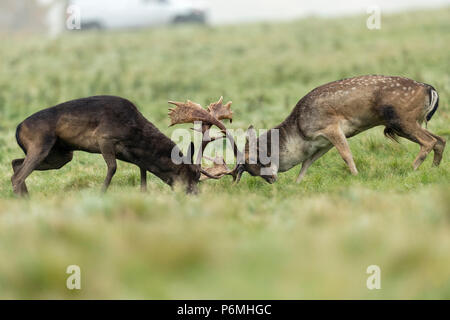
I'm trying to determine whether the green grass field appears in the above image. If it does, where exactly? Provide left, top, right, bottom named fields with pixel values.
left=0, top=8, right=449, bottom=299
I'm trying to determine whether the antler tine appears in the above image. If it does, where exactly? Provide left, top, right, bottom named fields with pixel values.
left=208, top=96, right=233, bottom=122
left=206, top=96, right=223, bottom=110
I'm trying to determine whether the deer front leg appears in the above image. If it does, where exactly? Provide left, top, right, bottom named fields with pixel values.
left=322, top=126, right=358, bottom=175
left=296, top=145, right=332, bottom=183
left=100, top=142, right=117, bottom=193
left=140, top=167, right=147, bottom=192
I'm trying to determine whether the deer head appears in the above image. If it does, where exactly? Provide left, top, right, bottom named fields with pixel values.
left=231, top=125, right=278, bottom=184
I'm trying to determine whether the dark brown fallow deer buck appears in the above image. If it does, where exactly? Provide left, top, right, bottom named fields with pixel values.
left=231, top=75, right=445, bottom=184
left=11, top=96, right=230, bottom=196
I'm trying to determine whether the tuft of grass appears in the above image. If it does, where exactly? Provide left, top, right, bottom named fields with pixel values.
left=0, top=8, right=449, bottom=298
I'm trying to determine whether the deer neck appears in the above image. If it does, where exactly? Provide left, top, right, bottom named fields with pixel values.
left=136, top=124, right=188, bottom=185
left=271, top=116, right=309, bottom=173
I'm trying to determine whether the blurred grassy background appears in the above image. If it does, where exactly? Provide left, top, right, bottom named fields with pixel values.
left=0, top=8, right=449, bottom=299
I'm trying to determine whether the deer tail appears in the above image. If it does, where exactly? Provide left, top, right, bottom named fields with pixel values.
left=426, top=87, right=439, bottom=122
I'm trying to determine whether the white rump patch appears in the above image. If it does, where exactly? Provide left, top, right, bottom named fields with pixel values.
left=428, top=89, right=439, bottom=113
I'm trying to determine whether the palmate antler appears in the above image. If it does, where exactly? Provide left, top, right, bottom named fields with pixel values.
left=168, top=100, right=225, bottom=130
left=207, top=96, right=233, bottom=123
left=168, top=97, right=243, bottom=181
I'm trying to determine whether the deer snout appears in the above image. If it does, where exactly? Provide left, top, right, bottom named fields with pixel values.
left=262, top=175, right=277, bottom=184
left=186, top=183, right=199, bottom=195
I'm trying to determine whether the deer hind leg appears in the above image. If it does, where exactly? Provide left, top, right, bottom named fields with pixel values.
left=99, top=141, right=117, bottom=193
left=11, top=159, right=28, bottom=195
left=11, top=139, right=56, bottom=196
left=12, top=158, right=24, bottom=173
left=396, top=124, right=438, bottom=170
left=12, top=148, right=72, bottom=174
left=296, top=145, right=332, bottom=183
left=12, top=149, right=73, bottom=195
left=321, top=125, right=358, bottom=175
left=427, top=132, right=446, bottom=167
left=140, top=167, right=147, bottom=192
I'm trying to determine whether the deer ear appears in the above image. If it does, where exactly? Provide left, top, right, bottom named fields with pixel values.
left=185, top=142, right=195, bottom=164
left=246, top=125, right=255, bottom=143
left=245, top=125, right=258, bottom=163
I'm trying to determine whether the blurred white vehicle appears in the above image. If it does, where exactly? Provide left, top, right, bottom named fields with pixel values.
left=69, top=0, right=208, bottom=29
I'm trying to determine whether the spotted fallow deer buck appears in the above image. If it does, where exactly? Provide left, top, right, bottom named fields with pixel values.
left=11, top=95, right=229, bottom=196
left=230, top=75, right=445, bottom=184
